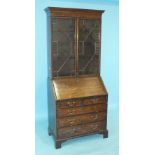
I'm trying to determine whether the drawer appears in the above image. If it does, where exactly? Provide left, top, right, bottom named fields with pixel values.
left=57, top=112, right=106, bottom=128
left=57, top=96, right=107, bottom=109
left=57, top=103, right=107, bottom=117
left=58, top=121, right=105, bottom=139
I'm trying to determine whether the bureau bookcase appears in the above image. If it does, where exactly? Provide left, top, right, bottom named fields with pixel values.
left=45, top=7, right=108, bottom=149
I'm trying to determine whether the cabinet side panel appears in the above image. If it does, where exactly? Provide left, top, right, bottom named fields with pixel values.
left=47, top=78, right=56, bottom=136
left=47, top=15, right=52, bottom=78
left=105, top=94, right=108, bottom=130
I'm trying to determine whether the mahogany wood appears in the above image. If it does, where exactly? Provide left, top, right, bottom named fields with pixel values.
left=53, top=76, right=107, bottom=100
left=45, top=7, right=108, bottom=149
left=57, top=96, right=107, bottom=108
left=57, top=112, right=106, bottom=128
left=45, top=7, right=104, bottom=18
left=57, top=103, right=107, bottom=117
left=58, top=121, right=106, bottom=139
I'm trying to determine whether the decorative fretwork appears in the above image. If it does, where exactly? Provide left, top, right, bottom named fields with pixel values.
left=52, top=18, right=76, bottom=77
left=52, top=18, right=100, bottom=77
left=79, top=19, right=100, bottom=75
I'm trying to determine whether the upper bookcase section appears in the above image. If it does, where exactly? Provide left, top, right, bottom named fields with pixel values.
left=45, top=7, right=105, bottom=78
left=45, top=7, right=104, bottom=19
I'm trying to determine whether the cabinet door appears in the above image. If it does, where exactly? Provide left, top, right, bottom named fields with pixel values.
left=52, top=18, right=76, bottom=77
left=78, top=19, right=101, bottom=75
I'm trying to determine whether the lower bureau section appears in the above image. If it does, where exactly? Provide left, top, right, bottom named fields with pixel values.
left=58, top=121, right=105, bottom=139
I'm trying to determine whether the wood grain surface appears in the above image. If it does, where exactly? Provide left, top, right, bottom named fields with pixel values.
left=53, top=76, right=107, bottom=100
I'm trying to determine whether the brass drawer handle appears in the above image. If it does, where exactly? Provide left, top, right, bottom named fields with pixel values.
left=68, top=109, right=76, bottom=115
left=67, top=102, right=72, bottom=106
left=69, top=120, right=75, bottom=125
left=70, top=121, right=74, bottom=125
left=91, top=114, right=98, bottom=120
left=67, top=101, right=76, bottom=107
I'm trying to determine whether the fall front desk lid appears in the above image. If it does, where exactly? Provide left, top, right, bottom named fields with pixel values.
left=52, top=76, right=107, bottom=100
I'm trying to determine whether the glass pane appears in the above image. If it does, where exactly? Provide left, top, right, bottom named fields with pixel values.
left=79, top=19, right=100, bottom=75
left=52, top=18, right=75, bottom=77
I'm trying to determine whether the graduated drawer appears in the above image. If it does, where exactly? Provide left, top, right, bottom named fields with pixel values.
left=57, top=103, right=107, bottom=117
left=58, top=121, right=105, bottom=139
left=57, top=112, right=106, bottom=128
left=57, top=96, right=107, bottom=109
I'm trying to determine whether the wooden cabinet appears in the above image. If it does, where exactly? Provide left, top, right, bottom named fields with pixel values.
left=45, top=7, right=108, bottom=149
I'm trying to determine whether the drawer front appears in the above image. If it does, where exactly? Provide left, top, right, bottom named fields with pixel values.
left=57, top=103, right=107, bottom=117
left=57, top=96, right=107, bottom=108
left=58, top=121, right=105, bottom=139
left=57, top=112, right=106, bottom=128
